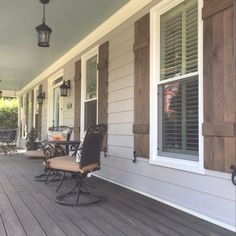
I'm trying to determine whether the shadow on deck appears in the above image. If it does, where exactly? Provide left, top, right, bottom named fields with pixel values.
left=0, top=154, right=234, bottom=236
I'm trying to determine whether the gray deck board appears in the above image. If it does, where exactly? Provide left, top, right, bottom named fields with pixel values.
left=0, top=154, right=234, bottom=236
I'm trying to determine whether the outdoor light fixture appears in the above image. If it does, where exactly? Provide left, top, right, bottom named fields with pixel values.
left=59, top=80, right=71, bottom=97
left=0, top=80, right=2, bottom=98
left=35, top=0, right=52, bottom=47
left=37, top=92, right=45, bottom=105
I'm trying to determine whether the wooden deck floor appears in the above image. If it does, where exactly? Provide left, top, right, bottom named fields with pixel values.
left=0, top=154, right=234, bottom=236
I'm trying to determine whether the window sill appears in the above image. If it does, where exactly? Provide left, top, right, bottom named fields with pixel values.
left=149, top=156, right=205, bottom=175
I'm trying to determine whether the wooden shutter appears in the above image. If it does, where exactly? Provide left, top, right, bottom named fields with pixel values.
left=74, top=59, right=81, bottom=140
left=202, top=0, right=236, bottom=172
left=98, top=41, right=109, bottom=151
left=133, top=14, right=150, bottom=158
left=37, top=84, right=43, bottom=140
left=19, top=95, right=23, bottom=138
left=25, top=93, right=29, bottom=132
left=30, top=90, right=34, bottom=129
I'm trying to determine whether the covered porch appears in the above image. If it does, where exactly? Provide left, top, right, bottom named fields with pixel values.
left=0, top=0, right=236, bottom=234
left=0, top=153, right=234, bottom=236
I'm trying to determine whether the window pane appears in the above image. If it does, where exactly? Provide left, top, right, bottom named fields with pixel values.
left=86, top=55, right=97, bottom=100
left=84, top=100, right=97, bottom=131
left=159, top=76, right=198, bottom=159
left=160, top=0, right=198, bottom=80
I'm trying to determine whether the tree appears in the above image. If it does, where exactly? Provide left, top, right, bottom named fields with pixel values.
left=0, top=97, right=18, bottom=128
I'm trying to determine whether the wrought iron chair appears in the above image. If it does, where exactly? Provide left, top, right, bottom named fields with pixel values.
left=26, top=126, right=73, bottom=181
left=45, top=124, right=107, bottom=206
left=0, top=128, right=17, bottom=155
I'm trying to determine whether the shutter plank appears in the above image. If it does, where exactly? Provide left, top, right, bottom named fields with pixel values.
left=212, top=12, right=224, bottom=122
left=74, top=59, right=81, bottom=140
left=133, top=14, right=150, bottom=158
left=224, top=137, right=235, bottom=172
left=98, top=41, right=109, bottom=151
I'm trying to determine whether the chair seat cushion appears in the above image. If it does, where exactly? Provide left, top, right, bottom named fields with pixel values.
left=24, top=150, right=45, bottom=158
left=45, top=156, right=99, bottom=174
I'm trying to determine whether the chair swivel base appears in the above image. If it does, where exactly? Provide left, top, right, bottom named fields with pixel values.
left=55, top=182, right=104, bottom=206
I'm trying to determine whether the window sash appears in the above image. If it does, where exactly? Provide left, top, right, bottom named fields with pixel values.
left=84, top=100, right=97, bottom=131
left=158, top=76, right=199, bottom=161
left=86, top=55, right=97, bottom=100
left=53, top=86, right=60, bottom=127
left=83, top=51, right=98, bottom=132
left=160, top=0, right=198, bottom=81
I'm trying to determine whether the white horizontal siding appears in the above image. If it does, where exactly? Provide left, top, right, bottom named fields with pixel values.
left=109, top=87, right=133, bottom=103
left=109, top=62, right=134, bottom=81
left=109, top=51, right=134, bottom=71
left=109, top=25, right=134, bottom=50
left=108, top=146, right=134, bottom=159
left=108, top=111, right=133, bottom=123
left=109, top=37, right=134, bottom=61
left=108, top=123, right=132, bottom=135
left=109, top=74, right=134, bottom=92
left=108, top=135, right=133, bottom=148
left=108, top=99, right=134, bottom=113
left=98, top=156, right=236, bottom=228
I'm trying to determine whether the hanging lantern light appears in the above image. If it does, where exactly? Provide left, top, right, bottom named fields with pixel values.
left=35, top=0, right=52, bottom=47
left=59, top=80, right=71, bottom=97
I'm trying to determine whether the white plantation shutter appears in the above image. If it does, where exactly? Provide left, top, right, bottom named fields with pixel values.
left=158, top=0, right=199, bottom=161
left=84, top=100, right=97, bottom=131
left=160, top=0, right=198, bottom=80
left=86, top=55, right=97, bottom=100
left=159, top=76, right=198, bottom=160
left=84, top=54, right=97, bottom=132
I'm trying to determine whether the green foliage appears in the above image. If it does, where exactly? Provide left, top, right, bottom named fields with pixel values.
left=0, top=97, right=18, bottom=128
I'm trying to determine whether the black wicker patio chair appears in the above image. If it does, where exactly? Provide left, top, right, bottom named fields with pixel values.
left=45, top=124, right=107, bottom=206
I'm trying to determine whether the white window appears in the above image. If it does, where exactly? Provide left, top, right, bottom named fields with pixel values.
left=48, top=72, right=64, bottom=128
left=21, top=94, right=26, bottom=138
left=33, top=86, right=39, bottom=128
left=81, top=47, right=98, bottom=134
left=150, top=0, right=203, bottom=173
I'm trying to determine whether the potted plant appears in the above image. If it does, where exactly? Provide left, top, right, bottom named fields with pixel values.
left=25, top=127, right=39, bottom=150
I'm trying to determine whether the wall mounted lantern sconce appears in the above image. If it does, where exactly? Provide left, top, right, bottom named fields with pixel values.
left=35, top=0, right=52, bottom=47
left=0, top=80, right=2, bottom=98
left=37, top=92, right=45, bottom=105
left=59, top=80, right=71, bottom=97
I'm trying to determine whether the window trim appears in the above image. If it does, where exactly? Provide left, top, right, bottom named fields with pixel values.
left=33, top=85, right=39, bottom=128
left=81, top=46, right=99, bottom=137
left=47, top=70, right=64, bottom=128
left=150, top=0, right=204, bottom=174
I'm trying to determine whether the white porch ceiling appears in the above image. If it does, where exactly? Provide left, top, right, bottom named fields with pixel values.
left=0, top=0, right=129, bottom=91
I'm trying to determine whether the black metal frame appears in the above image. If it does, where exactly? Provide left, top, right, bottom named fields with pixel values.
left=0, top=128, right=17, bottom=155
left=47, top=124, right=107, bottom=206
left=33, top=126, right=73, bottom=181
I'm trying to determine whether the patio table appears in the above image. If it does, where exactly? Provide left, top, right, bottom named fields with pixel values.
left=44, top=140, right=80, bottom=156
